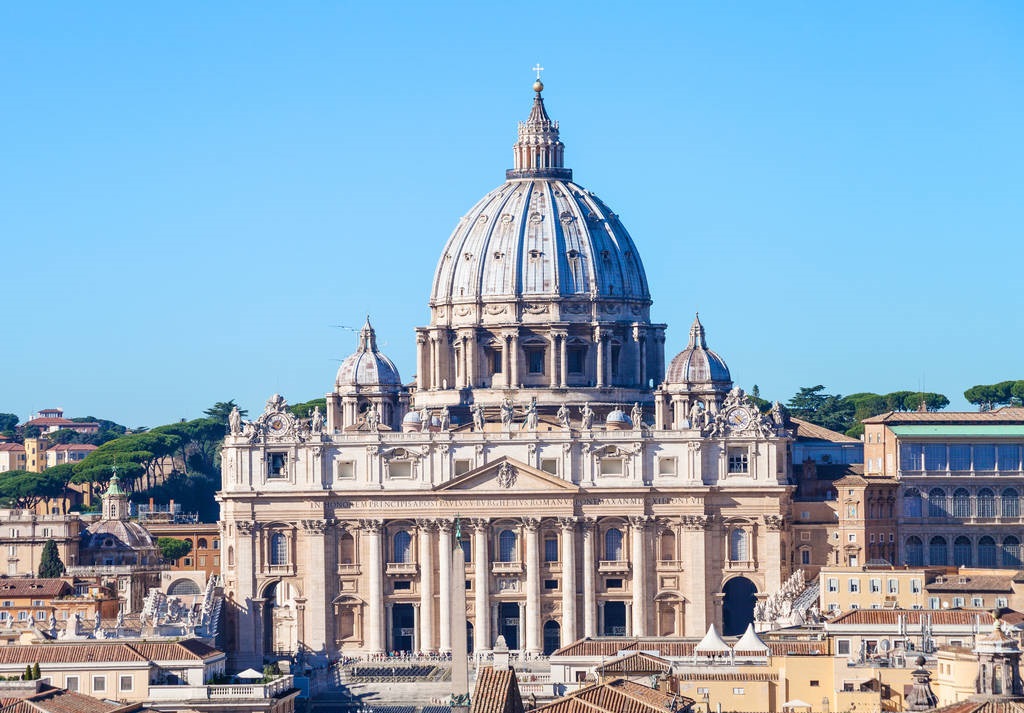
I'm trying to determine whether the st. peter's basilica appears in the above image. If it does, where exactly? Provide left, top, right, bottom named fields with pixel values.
left=218, top=77, right=794, bottom=667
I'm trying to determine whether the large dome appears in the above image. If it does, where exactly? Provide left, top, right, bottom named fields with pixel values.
left=429, top=84, right=650, bottom=320
left=430, top=179, right=650, bottom=306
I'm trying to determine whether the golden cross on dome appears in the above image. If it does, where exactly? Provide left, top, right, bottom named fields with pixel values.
left=532, top=63, right=544, bottom=80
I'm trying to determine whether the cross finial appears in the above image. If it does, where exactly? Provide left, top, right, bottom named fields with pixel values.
left=532, top=63, right=544, bottom=80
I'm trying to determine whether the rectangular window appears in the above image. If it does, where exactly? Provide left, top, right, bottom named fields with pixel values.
left=567, top=347, right=585, bottom=374
left=389, top=461, right=412, bottom=478
left=972, top=597, right=984, bottom=607
left=911, top=579, right=922, bottom=593
left=953, top=597, right=965, bottom=608
left=975, top=445, right=996, bottom=471
left=544, top=579, right=558, bottom=590
left=540, top=459, right=558, bottom=475
left=599, top=458, right=624, bottom=476
left=336, top=461, right=355, bottom=479
left=928, top=597, right=940, bottom=609
left=801, top=550, right=810, bottom=565
left=870, top=579, right=881, bottom=593
left=491, top=349, right=503, bottom=374
left=849, top=533, right=856, bottom=542
left=544, top=538, right=558, bottom=563
left=119, top=675, right=133, bottom=692
left=393, top=580, right=411, bottom=591
left=998, top=597, right=1009, bottom=608
left=801, top=511, right=810, bottom=521
left=267, top=452, right=287, bottom=478
left=657, top=458, right=677, bottom=476
left=460, top=540, right=472, bottom=563
left=810, top=680, right=820, bottom=687
left=827, top=578, right=839, bottom=593
left=65, top=677, right=79, bottom=692
left=697, top=688, right=709, bottom=695
left=528, top=349, right=545, bottom=374
left=800, top=531, right=811, bottom=541
left=888, top=579, right=898, bottom=594
left=92, top=676, right=106, bottom=693
left=900, top=444, right=924, bottom=471
left=454, top=459, right=471, bottom=476
left=733, top=688, right=745, bottom=695
left=924, top=445, right=946, bottom=471
left=849, top=578, right=860, bottom=593
left=949, top=445, right=971, bottom=471
left=728, top=448, right=749, bottom=474
left=999, top=445, right=1021, bottom=472
left=606, top=578, right=623, bottom=589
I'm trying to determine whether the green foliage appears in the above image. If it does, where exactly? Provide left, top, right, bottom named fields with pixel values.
left=787, top=386, right=857, bottom=434
left=31, top=664, right=39, bottom=680
left=0, top=414, right=18, bottom=432
left=964, top=380, right=1024, bottom=411
left=72, top=430, right=182, bottom=492
left=38, top=540, right=65, bottom=578
left=157, top=537, right=193, bottom=562
left=150, top=418, right=224, bottom=477
left=131, top=471, right=220, bottom=522
left=288, top=398, right=327, bottom=418
left=0, top=468, right=69, bottom=509
left=747, top=385, right=771, bottom=413
left=22, top=665, right=31, bottom=681
left=204, top=401, right=248, bottom=423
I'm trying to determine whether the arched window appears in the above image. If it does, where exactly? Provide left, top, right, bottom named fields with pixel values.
left=393, top=531, right=412, bottom=563
left=498, top=530, right=518, bottom=563
left=730, top=529, right=749, bottom=562
left=953, top=536, right=972, bottom=567
left=905, top=536, right=924, bottom=566
left=270, top=533, right=288, bottom=565
left=979, top=536, right=997, bottom=567
left=952, top=489, right=971, bottom=518
left=604, top=529, right=623, bottom=560
left=928, top=488, right=948, bottom=519
left=903, top=489, right=923, bottom=518
left=1003, top=536, right=1021, bottom=567
left=929, top=536, right=948, bottom=566
left=660, top=530, right=676, bottom=561
left=227, top=546, right=235, bottom=567
left=978, top=489, right=996, bottom=518
left=1002, top=489, right=1020, bottom=519
left=339, top=531, right=355, bottom=565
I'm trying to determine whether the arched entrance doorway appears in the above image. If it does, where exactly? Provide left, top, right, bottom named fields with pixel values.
left=391, top=603, right=415, bottom=652
left=498, top=602, right=520, bottom=650
left=543, top=621, right=560, bottom=655
left=603, top=602, right=627, bottom=636
left=722, top=577, right=757, bottom=636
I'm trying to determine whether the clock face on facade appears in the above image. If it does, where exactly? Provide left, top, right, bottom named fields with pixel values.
left=267, top=417, right=288, bottom=436
left=727, top=408, right=751, bottom=429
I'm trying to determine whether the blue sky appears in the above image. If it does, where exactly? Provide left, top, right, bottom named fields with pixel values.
left=2, top=2, right=1021, bottom=427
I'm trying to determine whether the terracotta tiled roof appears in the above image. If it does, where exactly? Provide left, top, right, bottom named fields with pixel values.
left=470, top=665, right=524, bottom=713
left=862, top=407, right=1024, bottom=425
left=927, top=575, right=1014, bottom=593
left=790, top=418, right=860, bottom=443
left=0, top=445, right=25, bottom=453
left=22, top=419, right=78, bottom=428
left=534, top=679, right=689, bottom=713
left=0, top=686, right=133, bottom=713
left=0, top=639, right=221, bottom=666
left=828, top=609, right=996, bottom=627
left=0, top=580, right=70, bottom=599
left=930, top=700, right=1024, bottom=713
left=676, top=672, right=777, bottom=681
left=596, top=652, right=671, bottom=675
left=130, top=640, right=222, bottom=661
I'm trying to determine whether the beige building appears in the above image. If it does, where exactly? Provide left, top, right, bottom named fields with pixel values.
left=0, top=443, right=26, bottom=473
left=219, top=80, right=795, bottom=668
left=0, top=508, right=84, bottom=576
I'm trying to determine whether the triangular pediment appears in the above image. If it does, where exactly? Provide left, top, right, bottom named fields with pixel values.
left=434, top=456, right=578, bottom=493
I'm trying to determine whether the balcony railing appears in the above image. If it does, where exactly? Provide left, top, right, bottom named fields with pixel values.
left=492, top=561, right=523, bottom=574
left=726, top=559, right=755, bottom=572
left=386, top=562, right=418, bottom=575
left=337, top=563, right=361, bottom=575
left=147, top=675, right=294, bottom=701
left=598, top=560, right=630, bottom=574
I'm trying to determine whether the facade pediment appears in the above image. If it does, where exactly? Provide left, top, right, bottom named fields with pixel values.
left=433, top=456, right=578, bottom=493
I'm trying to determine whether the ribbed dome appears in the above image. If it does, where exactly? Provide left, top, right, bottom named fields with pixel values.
left=431, top=180, right=650, bottom=306
left=336, top=317, right=402, bottom=390
left=665, top=314, right=731, bottom=384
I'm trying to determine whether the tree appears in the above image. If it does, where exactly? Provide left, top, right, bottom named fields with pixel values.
left=157, top=537, right=192, bottom=563
left=787, top=385, right=856, bottom=434
left=902, top=392, right=950, bottom=412
left=0, top=468, right=69, bottom=510
left=0, top=414, right=18, bottom=432
left=747, top=386, right=771, bottom=413
left=964, top=381, right=1019, bottom=411
left=204, top=401, right=248, bottom=423
left=31, top=664, right=39, bottom=681
left=38, top=540, right=65, bottom=578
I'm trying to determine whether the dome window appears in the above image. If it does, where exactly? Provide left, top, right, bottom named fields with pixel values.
left=528, top=249, right=542, bottom=260
left=493, top=251, right=503, bottom=260
left=566, top=249, right=579, bottom=259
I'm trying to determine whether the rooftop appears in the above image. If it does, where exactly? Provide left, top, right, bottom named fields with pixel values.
left=862, top=407, right=1024, bottom=425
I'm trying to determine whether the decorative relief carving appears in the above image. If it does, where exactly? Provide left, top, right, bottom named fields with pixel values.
left=627, top=515, right=653, bottom=529
left=301, top=519, right=330, bottom=535
left=483, top=304, right=509, bottom=315
left=236, top=520, right=256, bottom=536
left=521, top=517, right=541, bottom=531
left=523, top=303, right=550, bottom=315
left=415, top=518, right=438, bottom=531
left=357, top=519, right=384, bottom=534
left=763, top=514, right=785, bottom=531
left=557, top=516, right=577, bottom=531
left=497, top=462, right=517, bottom=489
left=680, top=514, right=711, bottom=531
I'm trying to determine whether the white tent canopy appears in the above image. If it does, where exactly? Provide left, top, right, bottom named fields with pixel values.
left=694, top=624, right=731, bottom=653
left=235, top=668, right=263, bottom=679
left=734, top=623, right=770, bottom=653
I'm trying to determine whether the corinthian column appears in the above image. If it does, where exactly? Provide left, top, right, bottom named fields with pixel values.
left=629, top=516, right=650, bottom=637
left=559, top=517, right=577, bottom=645
left=360, top=519, right=385, bottom=653
left=524, top=518, right=541, bottom=655
left=301, top=519, right=331, bottom=656
left=595, top=329, right=605, bottom=388
left=472, top=519, right=491, bottom=652
left=417, top=519, right=436, bottom=652
left=581, top=518, right=597, bottom=637
left=438, top=520, right=453, bottom=654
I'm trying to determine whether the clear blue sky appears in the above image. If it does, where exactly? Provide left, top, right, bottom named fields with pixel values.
left=2, top=2, right=1021, bottom=427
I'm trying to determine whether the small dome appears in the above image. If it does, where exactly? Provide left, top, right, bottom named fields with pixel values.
left=606, top=409, right=631, bottom=425
left=665, top=314, right=731, bottom=384
left=336, top=317, right=402, bottom=390
left=403, top=411, right=422, bottom=424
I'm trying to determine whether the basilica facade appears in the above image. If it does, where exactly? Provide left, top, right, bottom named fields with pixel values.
left=218, top=79, right=795, bottom=667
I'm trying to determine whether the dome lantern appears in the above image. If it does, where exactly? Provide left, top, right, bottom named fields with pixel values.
left=507, top=78, right=571, bottom=181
